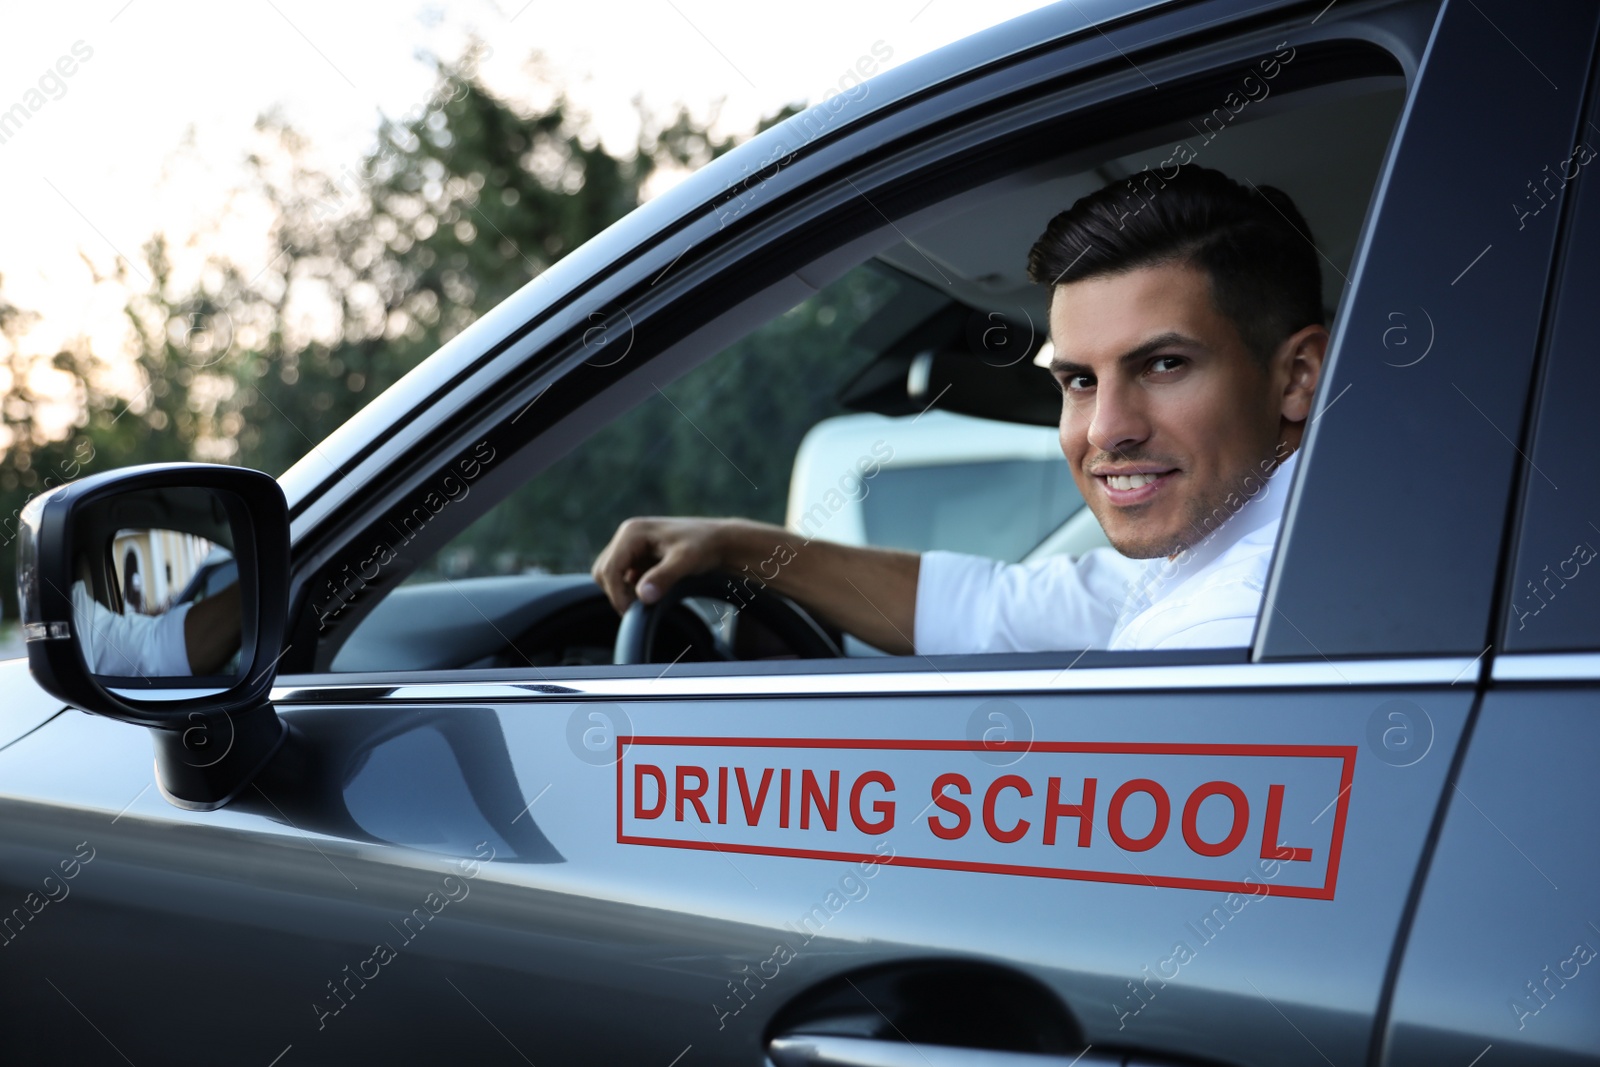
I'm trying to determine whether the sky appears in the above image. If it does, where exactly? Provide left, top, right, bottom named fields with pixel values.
left=0, top=0, right=1062, bottom=378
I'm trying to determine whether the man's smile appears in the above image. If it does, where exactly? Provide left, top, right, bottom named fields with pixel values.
left=1090, top=467, right=1178, bottom=505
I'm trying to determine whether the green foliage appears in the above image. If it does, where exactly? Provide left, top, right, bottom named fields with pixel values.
left=217, top=57, right=742, bottom=477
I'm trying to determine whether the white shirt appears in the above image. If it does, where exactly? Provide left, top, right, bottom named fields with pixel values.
left=72, top=581, right=194, bottom=676
left=914, top=451, right=1297, bottom=653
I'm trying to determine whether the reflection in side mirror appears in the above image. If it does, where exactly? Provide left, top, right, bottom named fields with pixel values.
left=72, top=492, right=244, bottom=685
left=236, top=706, right=564, bottom=865
left=18, top=463, right=290, bottom=810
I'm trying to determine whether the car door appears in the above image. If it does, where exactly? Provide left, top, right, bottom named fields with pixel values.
left=2, top=2, right=1595, bottom=1066
left=1380, top=45, right=1600, bottom=1065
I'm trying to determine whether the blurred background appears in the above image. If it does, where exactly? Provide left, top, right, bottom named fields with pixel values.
left=0, top=0, right=1058, bottom=643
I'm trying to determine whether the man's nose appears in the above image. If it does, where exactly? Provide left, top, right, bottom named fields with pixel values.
left=1086, top=380, right=1151, bottom=455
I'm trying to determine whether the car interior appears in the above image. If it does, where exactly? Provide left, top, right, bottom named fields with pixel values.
left=325, top=74, right=1407, bottom=674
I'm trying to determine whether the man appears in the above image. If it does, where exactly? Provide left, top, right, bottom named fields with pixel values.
left=591, top=165, right=1328, bottom=654
left=73, top=561, right=242, bottom=676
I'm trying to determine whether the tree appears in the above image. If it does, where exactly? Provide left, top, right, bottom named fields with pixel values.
left=205, top=53, right=743, bottom=478
left=0, top=50, right=752, bottom=618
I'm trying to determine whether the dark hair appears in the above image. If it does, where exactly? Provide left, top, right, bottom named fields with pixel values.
left=1027, top=164, right=1323, bottom=364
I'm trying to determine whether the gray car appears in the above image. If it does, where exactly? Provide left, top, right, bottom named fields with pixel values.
left=4, top=0, right=1599, bottom=1064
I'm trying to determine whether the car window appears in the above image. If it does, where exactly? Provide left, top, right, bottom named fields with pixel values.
left=330, top=71, right=1408, bottom=673
left=407, top=262, right=984, bottom=583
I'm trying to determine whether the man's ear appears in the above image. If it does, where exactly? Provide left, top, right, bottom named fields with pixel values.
left=1275, top=324, right=1329, bottom=424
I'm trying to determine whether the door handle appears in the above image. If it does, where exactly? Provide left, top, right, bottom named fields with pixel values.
left=768, top=1034, right=1125, bottom=1067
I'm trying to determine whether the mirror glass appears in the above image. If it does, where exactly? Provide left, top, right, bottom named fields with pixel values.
left=73, top=488, right=244, bottom=687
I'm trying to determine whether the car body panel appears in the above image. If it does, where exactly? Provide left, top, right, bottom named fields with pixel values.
left=0, top=675, right=1472, bottom=1065
left=1500, top=44, right=1600, bottom=656
left=1381, top=683, right=1600, bottom=1065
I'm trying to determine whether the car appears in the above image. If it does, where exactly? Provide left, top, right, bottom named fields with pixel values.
left=784, top=409, right=1105, bottom=568
left=4, top=0, right=1600, bottom=1064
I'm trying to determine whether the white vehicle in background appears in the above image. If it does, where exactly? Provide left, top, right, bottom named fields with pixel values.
left=784, top=409, right=1110, bottom=565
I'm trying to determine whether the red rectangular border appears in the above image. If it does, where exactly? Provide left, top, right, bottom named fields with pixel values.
left=616, top=736, right=1357, bottom=900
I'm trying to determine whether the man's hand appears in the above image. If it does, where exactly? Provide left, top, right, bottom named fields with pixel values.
left=591, top=517, right=735, bottom=615
left=591, top=516, right=922, bottom=655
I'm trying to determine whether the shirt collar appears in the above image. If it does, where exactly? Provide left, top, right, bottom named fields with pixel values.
left=1110, top=448, right=1299, bottom=623
left=1178, top=447, right=1299, bottom=565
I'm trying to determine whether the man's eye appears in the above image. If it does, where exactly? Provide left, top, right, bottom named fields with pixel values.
left=1063, top=374, right=1094, bottom=392
left=1150, top=356, right=1186, bottom=374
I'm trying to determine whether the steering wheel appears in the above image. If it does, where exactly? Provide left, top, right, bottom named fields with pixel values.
left=613, top=572, right=843, bottom=664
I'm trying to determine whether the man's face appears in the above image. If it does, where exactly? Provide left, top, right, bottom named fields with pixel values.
left=1048, top=261, right=1289, bottom=560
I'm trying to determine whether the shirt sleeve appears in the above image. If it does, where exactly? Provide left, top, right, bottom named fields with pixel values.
left=72, top=581, right=194, bottom=676
left=913, top=549, right=1139, bottom=655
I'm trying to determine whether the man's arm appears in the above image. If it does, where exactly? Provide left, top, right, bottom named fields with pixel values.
left=183, top=581, right=242, bottom=674
left=591, top=518, right=920, bottom=655
left=72, top=580, right=193, bottom=676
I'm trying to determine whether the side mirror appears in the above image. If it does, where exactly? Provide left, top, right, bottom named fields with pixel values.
left=17, top=462, right=291, bottom=810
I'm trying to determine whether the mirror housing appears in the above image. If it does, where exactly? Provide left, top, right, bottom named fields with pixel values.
left=18, top=463, right=291, bottom=810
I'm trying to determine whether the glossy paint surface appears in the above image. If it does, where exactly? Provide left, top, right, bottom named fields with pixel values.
left=0, top=676, right=1470, bottom=1065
